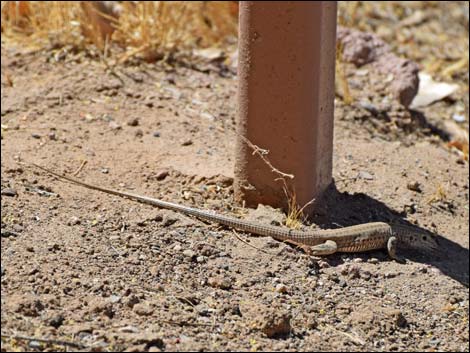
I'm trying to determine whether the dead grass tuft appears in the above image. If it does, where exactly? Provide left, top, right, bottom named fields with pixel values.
left=1, top=1, right=238, bottom=60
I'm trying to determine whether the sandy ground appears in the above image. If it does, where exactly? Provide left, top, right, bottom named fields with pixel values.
left=1, top=6, right=469, bottom=352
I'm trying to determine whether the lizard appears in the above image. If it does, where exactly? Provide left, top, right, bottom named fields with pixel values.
left=31, top=163, right=440, bottom=260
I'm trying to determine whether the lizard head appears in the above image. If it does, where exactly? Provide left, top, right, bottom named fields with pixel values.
left=393, top=224, right=440, bottom=254
left=413, top=232, right=440, bottom=254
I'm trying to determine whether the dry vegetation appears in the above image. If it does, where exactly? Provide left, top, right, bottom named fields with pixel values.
left=1, top=1, right=238, bottom=62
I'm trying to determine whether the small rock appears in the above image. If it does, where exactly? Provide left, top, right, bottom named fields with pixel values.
left=275, top=284, right=288, bottom=294
left=349, top=265, right=361, bottom=279
left=181, top=139, right=193, bottom=146
left=135, top=129, right=144, bottom=138
left=156, top=170, right=169, bottom=181
left=28, top=341, right=42, bottom=349
left=407, top=181, right=422, bottom=193
left=153, top=131, right=161, bottom=138
left=384, top=271, right=398, bottom=279
left=452, top=113, right=466, bottom=123
left=386, top=309, right=407, bottom=328
left=182, top=249, right=196, bottom=258
left=368, top=258, right=379, bottom=264
left=449, top=295, right=463, bottom=304
left=31, top=133, right=41, bottom=139
left=48, top=314, right=65, bottom=328
left=162, top=216, right=177, bottom=227
left=48, top=132, right=57, bottom=140
left=418, top=266, right=428, bottom=273
left=1, top=230, right=20, bottom=238
left=1, top=188, right=17, bottom=197
left=196, top=256, right=206, bottom=263
left=361, top=270, right=372, bottom=281
left=109, top=295, right=121, bottom=303
left=240, top=301, right=292, bottom=338
left=173, top=244, right=182, bottom=252
left=207, top=276, right=232, bottom=290
left=353, top=258, right=363, bottom=263
left=119, top=325, right=140, bottom=333
left=339, top=264, right=350, bottom=276
left=109, top=121, right=121, bottom=130
left=125, top=295, right=140, bottom=308
left=133, top=303, right=154, bottom=316
left=127, top=118, right=139, bottom=126
left=357, top=171, right=374, bottom=180
left=67, top=216, right=81, bottom=226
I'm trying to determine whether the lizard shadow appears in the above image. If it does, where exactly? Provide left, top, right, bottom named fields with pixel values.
left=309, top=183, right=469, bottom=287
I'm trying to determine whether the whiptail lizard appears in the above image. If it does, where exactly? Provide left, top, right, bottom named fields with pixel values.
left=32, top=164, right=439, bottom=260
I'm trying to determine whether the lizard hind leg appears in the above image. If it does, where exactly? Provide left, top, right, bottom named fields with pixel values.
left=309, top=240, right=338, bottom=256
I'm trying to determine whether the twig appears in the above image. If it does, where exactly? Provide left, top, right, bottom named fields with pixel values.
left=231, top=229, right=275, bottom=255
left=239, top=135, right=294, bottom=180
left=1, top=333, right=87, bottom=349
left=73, top=160, right=87, bottom=176
left=324, top=324, right=366, bottom=346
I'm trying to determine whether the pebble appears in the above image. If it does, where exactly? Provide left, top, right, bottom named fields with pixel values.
left=339, top=265, right=350, bottom=276
left=387, top=309, right=407, bottom=328
left=156, top=170, right=169, bottom=181
left=407, top=181, right=422, bottom=192
left=349, top=265, right=361, bottom=279
left=1, top=188, right=17, bottom=197
left=181, top=139, right=193, bottom=146
left=28, top=341, right=42, bottom=349
left=430, top=267, right=443, bottom=275
left=452, top=113, right=465, bottom=123
left=127, top=118, right=139, bottom=126
left=275, top=284, right=288, bottom=294
left=368, top=258, right=379, bottom=264
left=133, top=303, right=154, bottom=316
left=31, top=133, right=41, bottom=139
left=449, top=295, right=463, bottom=304
left=182, top=249, right=196, bottom=258
left=48, top=314, right=65, bottom=328
left=119, top=325, right=140, bottom=333
left=153, top=131, right=161, bottom=137
left=361, top=270, right=372, bottom=281
left=135, top=129, right=144, bottom=138
left=109, top=121, right=121, bottom=130
left=67, top=216, right=81, bottom=226
left=208, top=276, right=232, bottom=290
left=357, top=170, right=375, bottom=180
left=109, top=295, right=121, bottom=303
left=418, top=266, right=428, bottom=273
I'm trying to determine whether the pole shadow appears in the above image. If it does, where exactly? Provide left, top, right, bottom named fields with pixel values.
left=310, top=183, right=469, bottom=287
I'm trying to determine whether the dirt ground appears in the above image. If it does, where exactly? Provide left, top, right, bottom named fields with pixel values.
left=1, top=5, right=469, bottom=353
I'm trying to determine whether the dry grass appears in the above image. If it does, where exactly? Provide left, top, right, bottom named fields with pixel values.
left=1, top=1, right=238, bottom=60
left=283, top=186, right=314, bottom=230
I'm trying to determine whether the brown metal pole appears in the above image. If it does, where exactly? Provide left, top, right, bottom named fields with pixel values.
left=235, top=1, right=337, bottom=214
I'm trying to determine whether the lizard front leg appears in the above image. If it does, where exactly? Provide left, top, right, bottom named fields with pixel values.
left=309, top=240, right=338, bottom=256
left=387, top=236, right=405, bottom=263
